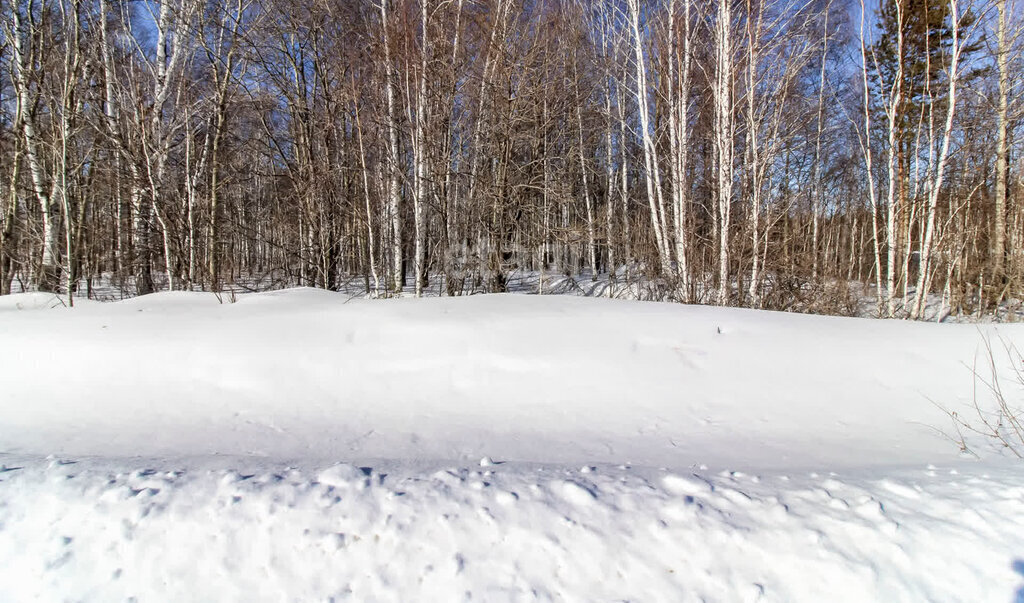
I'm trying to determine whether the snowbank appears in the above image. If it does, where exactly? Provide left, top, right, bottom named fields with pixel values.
left=2, top=289, right=1023, bottom=600
left=0, top=289, right=1017, bottom=468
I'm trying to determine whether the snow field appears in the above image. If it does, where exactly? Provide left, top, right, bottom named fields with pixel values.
left=2, top=289, right=1024, bottom=600
left=0, top=289, right=1013, bottom=467
left=1, top=457, right=1022, bottom=601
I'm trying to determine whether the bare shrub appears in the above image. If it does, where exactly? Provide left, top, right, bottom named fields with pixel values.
left=938, top=334, right=1024, bottom=459
left=759, top=276, right=860, bottom=317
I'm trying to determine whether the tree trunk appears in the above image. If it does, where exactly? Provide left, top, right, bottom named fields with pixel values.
left=413, top=0, right=429, bottom=297
left=628, top=0, right=671, bottom=277
left=9, top=6, right=60, bottom=292
left=910, top=0, right=962, bottom=319
left=993, top=0, right=1009, bottom=281
left=713, top=0, right=734, bottom=305
left=380, top=0, right=404, bottom=293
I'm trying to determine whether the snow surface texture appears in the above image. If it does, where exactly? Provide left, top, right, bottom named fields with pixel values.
left=2, top=290, right=1024, bottom=601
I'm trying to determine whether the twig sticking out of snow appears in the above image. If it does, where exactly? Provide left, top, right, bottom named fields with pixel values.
left=934, top=333, right=1024, bottom=459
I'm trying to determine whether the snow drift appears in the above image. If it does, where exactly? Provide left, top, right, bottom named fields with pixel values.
left=1, top=290, right=1023, bottom=600
left=1, top=288, right=1015, bottom=467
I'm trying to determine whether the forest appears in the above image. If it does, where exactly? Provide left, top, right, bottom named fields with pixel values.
left=0, top=0, right=1021, bottom=318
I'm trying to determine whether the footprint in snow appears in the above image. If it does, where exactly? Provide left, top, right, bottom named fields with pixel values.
left=557, top=480, right=597, bottom=506
left=662, top=474, right=710, bottom=497
left=494, top=490, right=518, bottom=506
left=878, top=479, right=922, bottom=500
left=317, top=464, right=369, bottom=490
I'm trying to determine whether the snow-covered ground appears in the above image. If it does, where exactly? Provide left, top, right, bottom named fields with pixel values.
left=15, top=267, right=1007, bottom=322
left=1, top=289, right=1023, bottom=600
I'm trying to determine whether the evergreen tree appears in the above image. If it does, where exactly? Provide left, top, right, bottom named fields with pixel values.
left=872, top=0, right=983, bottom=139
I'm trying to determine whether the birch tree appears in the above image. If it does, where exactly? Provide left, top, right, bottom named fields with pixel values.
left=627, top=0, right=671, bottom=276
left=909, top=0, right=967, bottom=318
left=667, top=0, right=694, bottom=297
left=0, top=0, right=1018, bottom=321
left=5, top=0, right=61, bottom=291
left=858, top=0, right=886, bottom=316
left=713, top=0, right=736, bottom=305
left=412, top=0, right=430, bottom=296
left=379, top=0, right=403, bottom=292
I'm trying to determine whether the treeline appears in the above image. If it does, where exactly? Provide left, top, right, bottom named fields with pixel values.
left=0, top=0, right=1020, bottom=317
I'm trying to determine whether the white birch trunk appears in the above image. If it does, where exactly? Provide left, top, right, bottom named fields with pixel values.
left=442, top=0, right=465, bottom=294
left=668, top=0, right=693, bottom=297
left=910, top=0, right=962, bottom=319
left=380, top=0, right=403, bottom=293
left=627, top=0, right=671, bottom=276
left=713, top=0, right=735, bottom=305
left=858, top=0, right=885, bottom=316
left=882, top=3, right=905, bottom=317
left=744, top=0, right=762, bottom=306
left=58, top=0, right=85, bottom=304
left=993, top=0, right=1009, bottom=279
left=8, top=5, right=60, bottom=291
left=810, top=3, right=831, bottom=282
left=353, top=80, right=380, bottom=295
left=573, top=55, right=598, bottom=281
left=618, top=65, right=631, bottom=281
left=412, top=0, right=429, bottom=297
left=604, top=21, right=617, bottom=295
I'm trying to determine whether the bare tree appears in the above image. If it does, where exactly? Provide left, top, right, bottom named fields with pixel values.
left=627, top=0, right=672, bottom=277
left=5, top=0, right=61, bottom=291
left=713, top=0, right=736, bottom=305
left=0, top=0, right=1018, bottom=323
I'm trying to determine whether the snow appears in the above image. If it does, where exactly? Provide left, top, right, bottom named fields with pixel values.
left=1, top=289, right=1023, bottom=600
